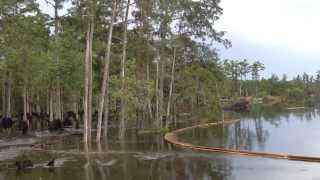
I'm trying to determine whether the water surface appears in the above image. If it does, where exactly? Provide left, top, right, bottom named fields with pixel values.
left=1, top=106, right=320, bottom=180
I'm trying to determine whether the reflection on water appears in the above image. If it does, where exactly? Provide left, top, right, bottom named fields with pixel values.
left=179, top=107, right=320, bottom=157
left=1, top=106, right=320, bottom=179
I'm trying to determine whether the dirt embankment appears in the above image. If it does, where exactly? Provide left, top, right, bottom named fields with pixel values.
left=222, top=96, right=252, bottom=112
left=263, top=95, right=282, bottom=105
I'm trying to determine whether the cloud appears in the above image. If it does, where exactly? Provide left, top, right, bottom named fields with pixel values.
left=216, top=0, right=320, bottom=55
left=218, top=34, right=320, bottom=79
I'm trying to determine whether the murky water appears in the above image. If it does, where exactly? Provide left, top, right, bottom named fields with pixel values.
left=1, top=106, right=320, bottom=180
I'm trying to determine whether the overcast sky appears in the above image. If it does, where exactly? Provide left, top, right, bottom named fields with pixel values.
left=215, top=0, right=320, bottom=78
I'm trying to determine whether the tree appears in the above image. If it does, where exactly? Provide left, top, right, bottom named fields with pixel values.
left=251, top=61, right=265, bottom=96
left=96, top=0, right=117, bottom=141
left=118, top=0, right=130, bottom=139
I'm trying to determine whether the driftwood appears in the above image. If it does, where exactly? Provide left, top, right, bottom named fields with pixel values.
left=287, top=107, right=305, bottom=110
left=165, top=119, right=320, bottom=163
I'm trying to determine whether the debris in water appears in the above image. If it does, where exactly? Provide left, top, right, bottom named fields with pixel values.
left=47, top=158, right=55, bottom=167
left=134, top=153, right=171, bottom=161
left=31, top=144, right=50, bottom=150
left=95, top=159, right=118, bottom=166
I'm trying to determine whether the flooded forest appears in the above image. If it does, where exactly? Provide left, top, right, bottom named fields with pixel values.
left=1, top=0, right=320, bottom=179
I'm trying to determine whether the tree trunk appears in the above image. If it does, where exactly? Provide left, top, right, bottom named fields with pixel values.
left=83, top=0, right=96, bottom=142
left=191, top=97, right=194, bottom=113
left=49, top=88, right=54, bottom=122
left=73, top=95, right=79, bottom=121
left=2, top=73, right=6, bottom=117
left=119, top=0, right=130, bottom=140
left=46, top=89, right=49, bottom=114
left=6, top=72, right=12, bottom=118
left=57, top=86, right=62, bottom=120
left=166, top=47, right=176, bottom=128
left=23, top=83, right=28, bottom=126
left=157, top=6, right=169, bottom=130
left=155, top=61, right=160, bottom=129
left=26, top=88, right=30, bottom=114
left=83, top=25, right=91, bottom=143
left=36, top=91, right=41, bottom=114
left=159, top=61, right=164, bottom=128
left=255, top=81, right=258, bottom=97
left=88, top=15, right=94, bottom=141
left=96, top=0, right=117, bottom=141
left=54, top=86, right=61, bottom=120
left=103, top=93, right=109, bottom=137
left=54, top=0, right=62, bottom=121
left=146, top=63, right=153, bottom=119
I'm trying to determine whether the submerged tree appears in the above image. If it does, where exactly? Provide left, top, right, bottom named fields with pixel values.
left=0, top=0, right=237, bottom=142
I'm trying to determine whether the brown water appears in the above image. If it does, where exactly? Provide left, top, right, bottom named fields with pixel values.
left=1, top=106, right=320, bottom=180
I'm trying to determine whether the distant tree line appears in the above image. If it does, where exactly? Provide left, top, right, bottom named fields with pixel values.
left=222, top=58, right=319, bottom=105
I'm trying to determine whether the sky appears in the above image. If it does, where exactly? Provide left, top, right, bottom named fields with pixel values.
left=37, top=0, right=320, bottom=78
left=215, top=0, right=320, bottom=78
left=38, top=0, right=70, bottom=16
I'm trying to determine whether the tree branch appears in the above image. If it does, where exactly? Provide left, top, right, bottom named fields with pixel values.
left=44, top=0, right=55, bottom=8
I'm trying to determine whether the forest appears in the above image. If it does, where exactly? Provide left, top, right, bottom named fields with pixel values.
left=0, top=0, right=319, bottom=143
left=2, top=1, right=320, bottom=179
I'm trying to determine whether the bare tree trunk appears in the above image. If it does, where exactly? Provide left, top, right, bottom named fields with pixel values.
left=2, top=74, right=6, bottom=116
left=73, top=95, right=78, bottom=121
left=49, top=88, right=54, bottom=122
left=255, top=81, right=258, bottom=97
left=56, top=85, right=62, bottom=120
left=102, top=93, right=109, bottom=137
left=155, top=61, right=160, bottom=129
left=83, top=0, right=96, bottom=142
left=191, top=97, right=194, bottom=113
left=119, top=0, right=130, bottom=140
left=157, top=6, right=169, bottom=130
left=6, top=72, right=11, bottom=118
left=26, top=89, right=30, bottom=114
left=46, top=89, right=49, bottom=114
left=96, top=0, right=117, bottom=141
left=57, top=87, right=62, bottom=119
left=146, top=63, right=153, bottom=119
left=159, top=61, right=164, bottom=128
left=54, top=0, right=62, bottom=121
left=166, top=48, right=176, bottom=128
left=36, top=91, right=41, bottom=114
left=88, top=16, right=94, bottom=141
left=23, top=83, right=28, bottom=126
left=83, top=25, right=91, bottom=143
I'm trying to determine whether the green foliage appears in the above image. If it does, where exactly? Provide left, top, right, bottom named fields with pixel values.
left=0, top=0, right=234, bottom=130
left=287, top=87, right=304, bottom=102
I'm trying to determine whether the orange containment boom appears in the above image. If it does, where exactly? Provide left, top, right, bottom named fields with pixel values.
left=164, top=119, right=320, bottom=163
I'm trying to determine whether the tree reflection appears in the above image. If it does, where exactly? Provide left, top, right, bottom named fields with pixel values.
left=83, top=141, right=93, bottom=180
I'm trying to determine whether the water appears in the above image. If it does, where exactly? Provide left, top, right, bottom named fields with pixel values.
left=1, top=106, right=320, bottom=180
left=179, top=107, right=320, bottom=156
